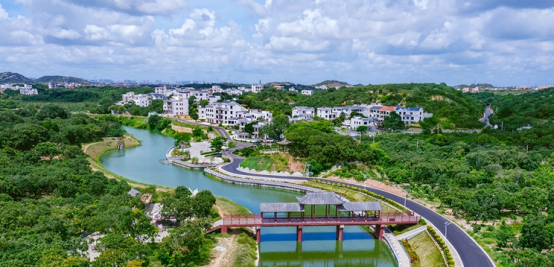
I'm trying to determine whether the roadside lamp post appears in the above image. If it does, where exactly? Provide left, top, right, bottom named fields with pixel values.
left=404, top=189, right=408, bottom=207
left=306, top=163, right=311, bottom=178
left=444, top=221, right=451, bottom=238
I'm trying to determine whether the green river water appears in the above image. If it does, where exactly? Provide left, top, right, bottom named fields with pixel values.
left=100, top=127, right=397, bottom=267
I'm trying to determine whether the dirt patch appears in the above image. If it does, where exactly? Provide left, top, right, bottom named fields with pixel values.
left=203, top=236, right=239, bottom=267
left=324, top=176, right=406, bottom=197
left=431, top=95, right=451, bottom=103
left=172, top=125, right=193, bottom=133
left=284, top=154, right=305, bottom=173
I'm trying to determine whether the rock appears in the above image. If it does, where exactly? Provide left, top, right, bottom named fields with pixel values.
left=214, top=246, right=227, bottom=251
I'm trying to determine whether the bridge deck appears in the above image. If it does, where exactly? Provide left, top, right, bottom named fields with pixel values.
left=209, top=212, right=420, bottom=232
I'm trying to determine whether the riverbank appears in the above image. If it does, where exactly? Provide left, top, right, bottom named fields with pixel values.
left=82, top=133, right=175, bottom=192
left=207, top=197, right=258, bottom=267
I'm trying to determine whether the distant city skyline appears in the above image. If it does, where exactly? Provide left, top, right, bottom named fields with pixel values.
left=1, top=1, right=553, bottom=86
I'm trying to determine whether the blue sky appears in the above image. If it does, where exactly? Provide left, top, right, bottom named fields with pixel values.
left=1, top=0, right=553, bottom=86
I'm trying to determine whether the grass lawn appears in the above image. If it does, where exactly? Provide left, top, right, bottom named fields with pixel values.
left=215, top=197, right=251, bottom=215
left=240, top=154, right=290, bottom=172
left=408, top=231, right=446, bottom=267
left=304, top=181, right=399, bottom=212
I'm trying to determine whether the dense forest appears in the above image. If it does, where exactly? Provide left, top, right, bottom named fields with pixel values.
left=474, top=88, right=554, bottom=130
left=0, top=102, right=217, bottom=266
left=238, top=83, right=485, bottom=129
left=1, top=85, right=159, bottom=115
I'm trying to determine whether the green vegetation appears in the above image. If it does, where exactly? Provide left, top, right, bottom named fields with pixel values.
left=285, top=120, right=384, bottom=174
left=400, top=239, right=421, bottom=267
left=0, top=102, right=222, bottom=266
left=233, top=233, right=258, bottom=267
left=476, top=88, right=554, bottom=130
left=408, top=231, right=447, bottom=267
left=239, top=154, right=291, bottom=172
left=427, top=226, right=455, bottom=267
left=238, top=83, right=485, bottom=128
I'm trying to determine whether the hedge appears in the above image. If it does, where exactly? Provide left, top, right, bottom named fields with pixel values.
left=427, top=226, right=455, bottom=267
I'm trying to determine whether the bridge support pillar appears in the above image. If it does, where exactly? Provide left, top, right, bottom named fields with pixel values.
left=376, top=224, right=384, bottom=240
left=256, top=226, right=261, bottom=243
left=336, top=225, right=344, bottom=241
left=296, top=226, right=303, bottom=242
left=221, top=226, right=227, bottom=234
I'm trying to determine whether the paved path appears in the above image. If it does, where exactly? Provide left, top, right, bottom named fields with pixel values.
left=383, top=232, right=411, bottom=267
left=396, top=226, right=428, bottom=240
left=172, top=119, right=494, bottom=267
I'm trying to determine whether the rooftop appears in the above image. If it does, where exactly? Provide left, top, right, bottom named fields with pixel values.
left=340, top=202, right=382, bottom=211
left=296, top=192, right=345, bottom=205
left=259, top=203, right=305, bottom=213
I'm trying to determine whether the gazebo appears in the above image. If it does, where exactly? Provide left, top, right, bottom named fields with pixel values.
left=277, top=139, right=291, bottom=152
left=297, top=192, right=345, bottom=221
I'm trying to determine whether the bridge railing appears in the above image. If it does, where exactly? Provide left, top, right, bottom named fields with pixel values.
left=220, top=212, right=419, bottom=225
left=222, top=213, right=263, bottom=225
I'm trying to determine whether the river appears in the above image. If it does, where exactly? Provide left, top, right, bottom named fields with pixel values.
left=100, top=127, right=397, bottom=267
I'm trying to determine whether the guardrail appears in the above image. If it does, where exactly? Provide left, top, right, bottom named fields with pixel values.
left=383, top=227, right=411, bottom=267
left=205, top=169, right=322, bottom=193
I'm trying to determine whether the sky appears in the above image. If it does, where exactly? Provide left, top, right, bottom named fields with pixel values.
left=1, top=0, right=553, bottom=86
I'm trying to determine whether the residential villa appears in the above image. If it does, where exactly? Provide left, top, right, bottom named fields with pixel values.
left=301, top=90, right=313, bottom=96
left=292, top=106, right=315, bottom=119
left=163, top=95, right=189, bottom=116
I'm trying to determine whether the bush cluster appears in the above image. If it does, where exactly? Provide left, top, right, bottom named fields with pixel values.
left=427, top=226, right=455, bottom=267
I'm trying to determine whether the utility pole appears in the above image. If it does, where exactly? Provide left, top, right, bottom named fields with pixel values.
left=417, top=138, right=419, bottom=150
left=404, top=189, right=408, bottom=207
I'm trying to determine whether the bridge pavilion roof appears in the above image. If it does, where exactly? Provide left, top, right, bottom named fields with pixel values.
left=296, top=192, right=345, bottom=205
left=340, top=202, right=382, bottom=211
left=259, top=203, right=304, bottom=213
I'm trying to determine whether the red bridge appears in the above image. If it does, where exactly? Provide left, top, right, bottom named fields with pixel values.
left=208, top=192, right=420, bottom=243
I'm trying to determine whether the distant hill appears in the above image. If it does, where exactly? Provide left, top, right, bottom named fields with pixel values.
left=35, top=76, right=89, bottom=84
left=313, top=80, right=350, bottom=88
left=0, top=72, right=34, bottom=84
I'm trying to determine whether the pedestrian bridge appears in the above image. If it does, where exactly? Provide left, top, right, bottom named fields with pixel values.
left=208, top=192, right=420, bottom=242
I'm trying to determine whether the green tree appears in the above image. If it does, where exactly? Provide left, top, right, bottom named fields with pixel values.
left=243, top=122, right=255, bottom=136
left=193, top=190, right=216, bottom=218
left=33, top=142, right=61, bottom=160
left=519, top=214, right=554, bottom=250
left=36, top=105, right=69, bottom=121
left=210, top=136, right=227, bottom=152
left=382, top=111, right=405, bottom=130
left=260, top=115, right=290, bottom=140
left=356, top=126, right=368, bottom=132
left=148, top=114, right=162, bottom=130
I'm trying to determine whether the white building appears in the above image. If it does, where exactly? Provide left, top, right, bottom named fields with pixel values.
left=210, top=85, right=223, bottom=94
left=134, top=94, right=151, bottom=107
left=344, top=116, right=378, bottom=129
left=395, top=107, right=433, bottom=125
left=315, top=85, right=328, bottom=90
left=316, top=107, right=336, bottom=120
left=208, top=95, right=221, bottom=104
left=292, top=106, right=315, bottom=119
left=301, top=90, right=313, bottom=96
left=163, top=96, right=189, bottom=116
left=224, top=88, right=243, bottom=95
left=251, top=84, right=264, bottom=93
left=192, top=90, right=210, bottom=101
left=20, top=85, right=38, bottom=95
left=198, top=101, right=249, bottom=125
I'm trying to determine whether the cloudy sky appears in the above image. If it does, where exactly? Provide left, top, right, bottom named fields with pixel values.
left=1, top=0, right=553, bottom=86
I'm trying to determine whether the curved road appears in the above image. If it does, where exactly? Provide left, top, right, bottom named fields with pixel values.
left=172, top=118, right=495, bottom=267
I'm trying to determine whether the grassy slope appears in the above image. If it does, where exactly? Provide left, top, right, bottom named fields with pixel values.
left=408, top=231, right=447, bottom=267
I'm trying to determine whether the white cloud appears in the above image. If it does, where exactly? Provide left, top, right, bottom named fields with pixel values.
left=0, top=4, right=9, bottom=19
left=1, top=0, right=554, bottom=86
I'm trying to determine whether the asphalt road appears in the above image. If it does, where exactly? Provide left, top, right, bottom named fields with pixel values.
left=222, top=159, right=494, bottom=267
left=174, top=118, right=494, bottom=267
